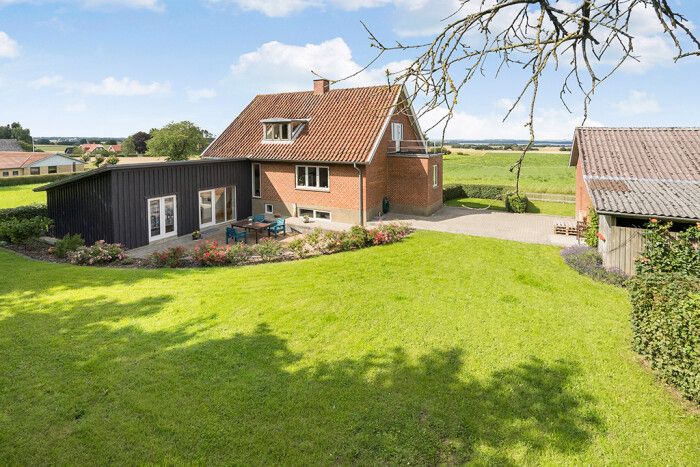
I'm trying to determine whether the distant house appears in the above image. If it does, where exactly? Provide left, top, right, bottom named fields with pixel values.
left=570, top=127, right=700, bottom=273
left=37, top=81, right=443, bottom=249
left=0, top=152, right=85, bottom=177
left=108, top=144, right=122, bottom=153
left=79, top=144, right=105, bottom=155
left=0, top=139, right=24, bottom=152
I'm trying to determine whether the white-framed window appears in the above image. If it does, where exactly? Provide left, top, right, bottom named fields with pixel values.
left=252, top=163, right=261, bottom=198
left=262, top=121, right=304, bottom=142
left=199, top=186, right=236, bottom=228
left=2, top=171, right=8, bottom=177
left=433, top=164, right=439, bottom=188
left=30, top=167, right=40, bottom=175
left=391, top=122, right=403, bottom=152
left=148, top=195, right=177, bottom=242
left=265, top=203, right=274, bottom=214
left=12, top=170, right=18, bottom=176
left=296, top=165, right=329, bottom=191
left=299, top=208, right=331, bottom=221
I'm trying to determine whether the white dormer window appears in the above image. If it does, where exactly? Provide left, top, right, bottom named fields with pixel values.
left=261, top=118, right=307, bottom=142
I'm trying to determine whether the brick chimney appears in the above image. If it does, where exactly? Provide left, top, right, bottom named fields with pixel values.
left=313, top=79, right=330, bottom=95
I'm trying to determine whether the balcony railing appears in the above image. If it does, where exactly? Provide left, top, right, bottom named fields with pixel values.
left=388, top=140, right=443, bottom=155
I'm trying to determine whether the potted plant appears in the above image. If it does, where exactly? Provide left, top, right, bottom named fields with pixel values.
left=303, top=215, right=310, bottom=224
left=192, top=230, right=201, bottom=240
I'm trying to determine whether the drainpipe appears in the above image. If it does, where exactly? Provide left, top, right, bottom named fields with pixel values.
left=353, top=162, right=363, bottom=225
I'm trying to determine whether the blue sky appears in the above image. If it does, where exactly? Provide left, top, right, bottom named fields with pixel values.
left=0, top=0, right=698, bottom=140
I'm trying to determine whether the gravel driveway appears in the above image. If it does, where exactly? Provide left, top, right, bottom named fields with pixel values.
left=376, top=206, right=580, bottom=247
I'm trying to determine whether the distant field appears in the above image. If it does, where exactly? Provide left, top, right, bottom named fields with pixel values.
left=443, top=151, right=575, bottom=195
left=445, top=197, right=574, bottom=217
left=34, top=145, right=71, bottom=153
left=0, top=184, right=45, bottom=209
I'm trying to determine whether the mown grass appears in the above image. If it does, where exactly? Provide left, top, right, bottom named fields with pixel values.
left=443, top=151, right=575, bottom=194
left=0, top=184, right=45, bottom=209
left=0, top=231, right=698, bottom=464
left=33, top=144, right=71, bottom=153
left=445, top=197, right=575, bottom=217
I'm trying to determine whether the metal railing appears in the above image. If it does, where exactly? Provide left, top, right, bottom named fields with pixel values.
left=388, top=139, right=433, bottom=155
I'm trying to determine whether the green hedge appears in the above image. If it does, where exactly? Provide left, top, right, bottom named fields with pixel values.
left=504, top=193, right=529, bottom=213
left=629, top=273, right=700, bottom=403
left=443, top=183, right=513, bottom=201
left=0, top=203, right=48, bottom=221
left=0, top=173, right=73, bottom=187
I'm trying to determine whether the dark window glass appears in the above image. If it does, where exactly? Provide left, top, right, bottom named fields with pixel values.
left=48, top=166, right=57, bottom=174
left=30, top=167, right=40, bottom=175
left=307, top=167, right=317, bottom=187
left=253, top=164, right=261, bottom=197
left=297, top=166, right=306, bottom=187
left=281, top=124, right=289, bottom=139
left=12, top=170, right=19, bottom=176
left=316, top=211, right=331, bottom=220
left=319, top=167, right=329, bottom=188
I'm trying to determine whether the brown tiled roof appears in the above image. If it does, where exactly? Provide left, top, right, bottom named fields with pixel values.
left=572, top=127, right=700, bottom=221
left=202, top=85, right=402, bottom=164
left=0, top=152, right=48, bottom=170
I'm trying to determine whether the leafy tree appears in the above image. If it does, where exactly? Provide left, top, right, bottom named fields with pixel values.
left=121, top=137, right=137, bottom=155
left=131, top=131, right=151, bottom=154
left=105, top=139, right=118, bottom=146
left=0, top=122, right=32, bottom=145
left=94, top=155, right=106, bottom=167
left=146, top=121, right=208, bottom=161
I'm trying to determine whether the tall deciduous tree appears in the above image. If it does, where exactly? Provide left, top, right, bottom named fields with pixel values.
left=344, top=0, right=699, bottom=194
left=0, top=122, right=32, bottom=145
left=131, top=131, right=151, bottom=154
left=146, top=121, right=208, bottom=161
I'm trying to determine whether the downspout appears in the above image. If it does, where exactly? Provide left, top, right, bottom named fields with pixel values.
left=353, top=162, right=363, bottom=225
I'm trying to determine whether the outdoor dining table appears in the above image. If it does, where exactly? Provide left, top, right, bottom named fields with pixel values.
left=231, top=220, right=273, bottom=243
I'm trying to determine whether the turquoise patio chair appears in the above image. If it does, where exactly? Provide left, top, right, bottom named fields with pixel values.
left=253, top=214, right=266, bottom=223
left=226, top=227, right=248, bottom=244
left=268, top=217, right=286, bottom=238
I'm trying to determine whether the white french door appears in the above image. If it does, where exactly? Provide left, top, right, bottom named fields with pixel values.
left=148, top=195, right=177, bottom=242
left=199, top=186, right=235, bottom=228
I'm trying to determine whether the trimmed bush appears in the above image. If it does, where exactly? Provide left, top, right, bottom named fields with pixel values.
left=628, top=273, right=700, bottom=403
left=68, top=241, right=125, bottom=265
left=148, top=246, right=187, bottom=268
left=0, top=216, right=53, bottom=244
left=0, top=174, right=72, bottom=187
left=443, top=183, right=513, bottom=201
left=504, top=193, right=529, bottom=213
left=636, top=221, right=700, bottom=276
left=560, top=245, right=627, bottom=286
left=0, top=204, right=48, bottom=221
left=585, top=207, right=599, bottom=247
left=51, top=234, right=84, bottom=258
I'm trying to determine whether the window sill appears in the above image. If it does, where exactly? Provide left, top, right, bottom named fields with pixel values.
left=295, top=186, right=330, bottom=193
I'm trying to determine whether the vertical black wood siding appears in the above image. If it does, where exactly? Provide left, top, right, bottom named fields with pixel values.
left=46, top=160, right=252, bottom=249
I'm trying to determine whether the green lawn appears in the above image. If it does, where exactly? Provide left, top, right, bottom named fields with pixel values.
left=1, top=232, right=698, bottom=464
left=446, top=197, right=575, bottom=217
left=34, top=144, right=71, bottom=153
left=0, top=184, right=45, bottom=209
left=443, top=152, right=576, bottom=194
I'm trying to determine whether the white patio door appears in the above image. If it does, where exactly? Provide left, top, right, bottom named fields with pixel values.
left=148, top=195, right=177, bottom=242
left=199, top=186, right=235, bottom=228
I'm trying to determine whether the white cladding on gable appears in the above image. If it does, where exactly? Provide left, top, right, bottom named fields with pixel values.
left=28, top=154, right=82, bottom=168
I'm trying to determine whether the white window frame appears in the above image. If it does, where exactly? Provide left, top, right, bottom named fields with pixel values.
left=147, top=195, right=178, bottom=243
left=251, top=163, right=261, bottom=198
left=298, top=208, right=332, bottom=221
left=30, top=167, right=40, bottom=175
left=261, top=121, right=305, bottom=144
left=433, top=164, right=439, bottom=188
left=265, top=203, right=274, bottom=214
left=391, top=122, right=403, bottom=152
left=295, top=165, right=330, bottom=192
left=198, top=186, right=236, bottom=229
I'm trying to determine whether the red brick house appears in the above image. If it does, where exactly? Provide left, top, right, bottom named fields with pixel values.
left=202, top=80, right=443, bottom=224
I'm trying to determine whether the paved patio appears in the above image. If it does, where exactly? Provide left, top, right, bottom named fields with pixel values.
left=375, top=206, right=580, bottom=247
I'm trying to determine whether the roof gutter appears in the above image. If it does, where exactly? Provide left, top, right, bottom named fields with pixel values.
left=596, top=210, right=700, bottom=223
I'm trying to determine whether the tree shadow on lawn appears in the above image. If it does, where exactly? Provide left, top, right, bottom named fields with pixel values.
left=0, top=289, right=604, bottom=466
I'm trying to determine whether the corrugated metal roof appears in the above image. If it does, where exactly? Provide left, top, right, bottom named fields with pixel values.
left=573, top=127, right=700, bottom=221
left=202, top=85, right=401, bottom=164
left=0, top=139, right=24, bottom=151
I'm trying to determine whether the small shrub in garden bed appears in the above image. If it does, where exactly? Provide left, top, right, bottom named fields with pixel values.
left=628, top=273, right=700, bottom=404
left=368, top=222, right=413, bottom=246
left=148, top=246, right=188, bottom=268
left=68, top=241, right=126, bottom=265
left=0, top=204, right=48, bottom=221
left=51, top=234, right=84, bottom=258
left=193, top=241, right=253, bottom=266
left=560, top=245, right=627, bottom=286
left=504, top=193, right=529, bottom=213
left=0, top=216, right=53, bottom=244
left=287, top=237, right=309, bottom=259
left=226, top=242, right=252, bottom=265
left=254, top=238, right=284, bottom=262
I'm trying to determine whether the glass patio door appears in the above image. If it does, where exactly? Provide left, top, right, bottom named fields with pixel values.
left=199, top=187, right=235, bottom=228
left=148, top=195, right=177, bottom=242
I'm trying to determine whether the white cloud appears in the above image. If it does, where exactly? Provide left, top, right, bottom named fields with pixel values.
left=207, top=0, right=321, bottom=17
left=30, top=75, right=64, bottom=89
left=613, top=90, right=660, bottom=116
left=187, top=87, right=217, bottom=102
left=230, top=37, right=406, bottom=92
left=65, top=101, right=87, bottom=112
left=81, top=77, right=171, bottom=96
left=420, top=105, right=601, bottom=141
left=0, top=31, right=19, bottom=58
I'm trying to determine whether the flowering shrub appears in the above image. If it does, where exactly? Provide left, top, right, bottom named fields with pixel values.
left=225, top=242, right=252, bottom=265
left=68, top=241, right=126, bottom=265
left=193, top=241, right=230, bottom=266
left=560, top=245, right=627, bottom=286
left=254, top=238, right=284, bottom=262
left=367, top=222, right=412, bottom=245
left=148, top=246, right=187, bottom=268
